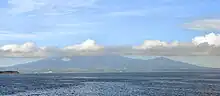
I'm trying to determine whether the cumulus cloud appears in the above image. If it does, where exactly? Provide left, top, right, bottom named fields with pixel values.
left=0, top=42, right=64, bottom=58
left=63, top=39, right=103, bottom=51
left=0, top=39, right=104, bottom=58
left=192, top=33, right=220, bottom=46
left=1, top=34, right=220, bottom=58
left=132, top=33, right=220, bottom=56
left=0, top=42, right=51, bottom=58
left=134, top=33, right=220, bottom=50
left=184, top=19, right=220, bottom=31
left=1, top=42, right=39, bottom=53
left=133, top=40, right=179, bottom=49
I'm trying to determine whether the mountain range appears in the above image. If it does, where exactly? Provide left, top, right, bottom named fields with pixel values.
left=2, top=55, right=212, bottom=73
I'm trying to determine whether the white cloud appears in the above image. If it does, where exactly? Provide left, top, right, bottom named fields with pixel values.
left=0, top=34, right=220, bottom=58
left=133, top=40, right=167, bottom=49
left=0, top=31, right=82, bottom=40
left=184, top=19, right=220, bottom=31
left=192, top=33, right=220, bottom=46
left=0, top=42, right=62, bottom=58
left=0, top=39, right=104, bottom=58
left=8, top=0, right=98, bottom=14
left=63, top=39, right=103, bottom=51
left=132, top=33, right=220, bottom=56
left=133, top=40, right=179, bottom=49
left=1, top=42, right=39, bottom=53
left=0, top=33, right=37, bottom=40
left=134, top=33, right=220, bottom=51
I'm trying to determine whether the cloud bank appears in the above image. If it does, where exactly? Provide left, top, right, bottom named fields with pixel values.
left=184, top=19, right=220, bottom=31
left=0, top=33, right=220, bottom=58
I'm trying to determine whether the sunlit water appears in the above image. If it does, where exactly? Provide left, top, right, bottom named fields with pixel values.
left=1, top=72, right=220, bottom=96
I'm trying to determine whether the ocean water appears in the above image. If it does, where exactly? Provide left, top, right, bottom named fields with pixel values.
left=1, top=72, right=220, bottom=96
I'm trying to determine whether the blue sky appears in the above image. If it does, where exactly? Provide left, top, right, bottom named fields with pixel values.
left=0, top=0, right=219, bottom=46
left=0, top=0, right=220, bottom=67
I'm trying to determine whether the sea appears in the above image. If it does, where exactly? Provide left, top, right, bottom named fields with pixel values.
left=1, top=72, right=220, bottom=96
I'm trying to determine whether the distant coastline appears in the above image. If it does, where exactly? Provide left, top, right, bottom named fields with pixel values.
left=0, top=71, right=19, bottom=74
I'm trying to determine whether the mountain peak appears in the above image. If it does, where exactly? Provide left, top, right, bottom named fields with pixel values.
left=149, top=57, right=172, bottom=61
left=5, top=55, right=207, bottom=73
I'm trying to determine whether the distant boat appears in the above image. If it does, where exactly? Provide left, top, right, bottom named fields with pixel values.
left=0, top=71, right=19, bottom=74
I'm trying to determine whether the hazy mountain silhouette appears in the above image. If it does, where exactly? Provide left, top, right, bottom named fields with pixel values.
left=5, top=55, right=208, bottom=72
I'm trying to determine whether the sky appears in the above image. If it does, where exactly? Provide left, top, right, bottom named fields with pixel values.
left=0, top=0, right=220, bottom=67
